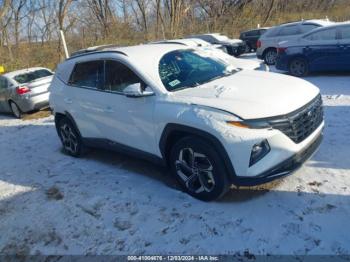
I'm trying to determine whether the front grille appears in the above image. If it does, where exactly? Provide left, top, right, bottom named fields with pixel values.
left=268, top=95, right=323, bottom=143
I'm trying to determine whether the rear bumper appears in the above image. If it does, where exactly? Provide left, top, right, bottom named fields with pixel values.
left=233, top=132, right=323, bottom=187
left=227, top=44, right=246, bottom=56
left=17, top=92, right=50, bottom=112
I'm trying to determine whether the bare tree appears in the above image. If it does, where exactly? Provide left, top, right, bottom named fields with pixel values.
left=86, top=0, right=116, bottom=38
left=10, top=0, right=27, bottom=48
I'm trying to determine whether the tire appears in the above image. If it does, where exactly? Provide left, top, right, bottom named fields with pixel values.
left=289, top=58, right=309, bottom=77
left=264, top=48, right=277, bottom=65
left=9, top=101, right=22, bottom=118
left=169, top=136, right=230, bottom=201
left=57, top=117, right=84, bottom=157
left=245, top=43, right=252, bottom=53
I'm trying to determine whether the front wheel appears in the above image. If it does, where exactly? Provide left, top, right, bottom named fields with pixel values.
left=57, top=117, right=84, bottom=157
left=289, top=58, right=309, bottom=77
left=264, top=49, right=277, bottom=65
left=169, top=137, right=230, bottom=201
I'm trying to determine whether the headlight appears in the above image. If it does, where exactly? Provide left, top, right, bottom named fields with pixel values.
left=249, top=140, right=270, bottom=166
left=226, top=120, right=271, bottom=129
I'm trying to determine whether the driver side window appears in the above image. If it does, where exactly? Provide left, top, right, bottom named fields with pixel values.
left=104, top=60, right=143, bottom=93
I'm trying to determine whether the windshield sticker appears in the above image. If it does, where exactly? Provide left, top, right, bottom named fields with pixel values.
left=169, top=79, right=181, bottom=87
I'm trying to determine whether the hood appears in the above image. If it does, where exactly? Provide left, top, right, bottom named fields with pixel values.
left=171, top=70, right=319, bottom=120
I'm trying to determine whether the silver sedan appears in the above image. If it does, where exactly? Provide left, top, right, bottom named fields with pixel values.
left=0, top=67, right=53, bottom=118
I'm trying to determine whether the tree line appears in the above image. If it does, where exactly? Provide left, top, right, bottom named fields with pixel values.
left=0, top=0, right=349, bottom=71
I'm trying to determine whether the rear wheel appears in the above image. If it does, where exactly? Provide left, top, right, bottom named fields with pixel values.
left=169, top=136, right=230, bottom=201
left=264, top=49, right=277, bottom=65
left=57, top=117, right=84, bottom=157
left=289, top=58, right=309, bottom=77
left=245, top=43, right=252, bottom=53
left=9, top=101, right=22, bottom=118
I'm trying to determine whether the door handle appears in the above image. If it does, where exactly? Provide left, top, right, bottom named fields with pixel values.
left=104, top=106, right=114, bottom=113
left=64, top=98, right=73, bottom=104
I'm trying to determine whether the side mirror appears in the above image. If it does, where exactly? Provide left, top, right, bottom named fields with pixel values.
left=124, top=83, right=154, bottom=98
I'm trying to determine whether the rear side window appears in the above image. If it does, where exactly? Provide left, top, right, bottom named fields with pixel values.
left=278, top=25, right=300, bottom=36
left=104, top=60, right=142, bottom=93
left=305, top=28, right=338, bottom=41
left=300, top=24, right=319, bottom=34
left=13, top=69, right=52, bottom=84
left=259, top=29, right=267, bottom=35
left=0, top=77, right=8, bottom=89
left=69, top=61, right=104, bottom=89
left=245, top=31, right=257, bottom=37
left=340, top=26, right=350, bottom=40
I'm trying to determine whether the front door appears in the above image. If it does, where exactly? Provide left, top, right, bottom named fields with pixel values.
left=303, top=27, right=340, bottom=71
left=99, top=60, right=157, bottom=155
left=338, top=25, right=350, bottom=70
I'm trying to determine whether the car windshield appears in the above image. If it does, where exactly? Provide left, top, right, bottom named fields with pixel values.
left=159, top=50, right=235, bottom=92
left=214, top=35, right=230, bottom=41
left=14, top=69, right=52, bottom=84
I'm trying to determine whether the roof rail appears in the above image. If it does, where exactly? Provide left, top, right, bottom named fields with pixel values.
left=150, top=41, right=187, bottom=46
left=70, top=44, right=123, bottom=57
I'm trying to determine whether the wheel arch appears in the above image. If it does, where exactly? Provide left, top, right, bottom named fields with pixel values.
left=8, top=99, right=23, bottom=112
left=54, top=111, right=82, bottom=138
left=288, top=54, right=309, bottom=67
left=262, top=47, right=277, bottom=59
left=159, top=123, right=237, bottom=182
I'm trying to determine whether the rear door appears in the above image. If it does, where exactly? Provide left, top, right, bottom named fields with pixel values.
left=0, top=77, right=10, bottom=112
left=67, top=60, right=107, bottom=138
left=338, top=25, right=350, bottom=69
left=302, top=28, right=340, bottom=71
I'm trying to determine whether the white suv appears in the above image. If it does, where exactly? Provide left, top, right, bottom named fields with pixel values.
left=49, top=44, right=324, bottom=201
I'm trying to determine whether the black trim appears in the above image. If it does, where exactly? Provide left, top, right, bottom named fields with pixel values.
left=83, top=138, right=165, bottom=166
left=159, top=123, right=237, bottom=182
left=235, top=132, right=323, bottom=186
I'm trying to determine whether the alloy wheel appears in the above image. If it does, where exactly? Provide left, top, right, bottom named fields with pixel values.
left=265, top=50, right=277, bottom=65
left=290, top=59, right=307, bottom=77
left=60, top=123, right=78, bottom=154
left=175, top=148, right=215, bottom=193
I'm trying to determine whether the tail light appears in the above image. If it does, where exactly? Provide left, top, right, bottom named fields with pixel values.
left=257, top=40, right=261, bottom=48
left=277, top=47, right=287, bottom=54
left=16, top=86, right=30, bottom=95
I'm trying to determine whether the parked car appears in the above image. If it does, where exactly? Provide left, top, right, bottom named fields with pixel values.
left=276, top=22, right=350, bottom=77
left=50, top=44, right=324, bottom=201
left=186, top=33, right=246, bottom=57
left=151, top=38, right=262, bottom=70
left=257, top=19, right=333, bottom=65
left=240, top=28, right=269, bottom=52
left=0, top=67, right=53, bottom=118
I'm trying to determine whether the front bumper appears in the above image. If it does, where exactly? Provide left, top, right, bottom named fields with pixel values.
left=233, top=131, right=323, bottom=187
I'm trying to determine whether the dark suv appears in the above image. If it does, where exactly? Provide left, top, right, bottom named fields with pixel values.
left=240, top=28, right=268, bottom=52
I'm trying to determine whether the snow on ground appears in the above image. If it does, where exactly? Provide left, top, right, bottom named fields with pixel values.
left=0, top=56, right=350, bottom=256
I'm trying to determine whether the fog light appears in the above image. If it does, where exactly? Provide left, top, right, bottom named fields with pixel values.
left=249, top=140, right=270, bottom=167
